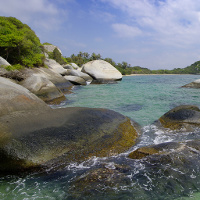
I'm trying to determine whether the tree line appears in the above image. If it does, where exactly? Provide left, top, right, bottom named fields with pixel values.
left=63, top=52, right=200, bottom=75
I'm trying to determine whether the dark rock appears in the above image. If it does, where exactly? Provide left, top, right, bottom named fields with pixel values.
left=0, top=107, right=141, bottom=174
left=155, top=105, right=200, bottom=132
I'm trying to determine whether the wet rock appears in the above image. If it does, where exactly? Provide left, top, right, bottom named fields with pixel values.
left=128, top=142, right=182, bottom=159
left=0, top=107, right=141, bottom=173
left=69, top=164, right=132, bottom=199
left=128, top=140, right=200, bottom=161
left=155, top=105, right=200, bottom=132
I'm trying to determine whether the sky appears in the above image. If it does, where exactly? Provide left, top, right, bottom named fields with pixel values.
left=1, top=0, right=200, bottom=70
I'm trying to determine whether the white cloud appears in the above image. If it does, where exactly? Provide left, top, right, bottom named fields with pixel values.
left=0, top=0, right=65, bottom=30
left=101, top=0, right=200, bottom=46
left=112, top=23, right=142, bottom=38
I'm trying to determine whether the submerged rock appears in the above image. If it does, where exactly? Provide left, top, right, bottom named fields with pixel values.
left=68, top=139, right=200, bottom=200
left=69, top=164, right=132, bottom=199
left=182, top=79, right=200, bottom=88
left=155, top=105, right=200, bottom=132
left=128, top=141, right=182, bottom=159
left=0, top=106, right=141, bottom=174
left=81, top=60, right=122, bottom=83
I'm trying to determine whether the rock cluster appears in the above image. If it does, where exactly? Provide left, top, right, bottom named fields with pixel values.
left=0, top=55, right=122, bottom=103
left=0, top=56, right=137, bottom=174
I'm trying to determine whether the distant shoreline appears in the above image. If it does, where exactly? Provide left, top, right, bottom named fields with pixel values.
left=123, top=74, right=196, bottom=76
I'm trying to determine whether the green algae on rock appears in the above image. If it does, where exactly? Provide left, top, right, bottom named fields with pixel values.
left=0, top=107, right=141, bottom=174
left=156, top=105, right=200, bottom=132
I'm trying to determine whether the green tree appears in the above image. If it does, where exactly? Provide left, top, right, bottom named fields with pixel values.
left=0, top=16, right=44, bottom=67
left=50, top=48, right=66, bottom=65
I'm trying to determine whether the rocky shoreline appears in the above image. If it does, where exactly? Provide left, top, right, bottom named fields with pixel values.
left=1, top=53, right=200, bottom=180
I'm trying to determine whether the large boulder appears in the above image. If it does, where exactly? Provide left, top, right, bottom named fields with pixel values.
left=66, top=69, right=93, bottom=83
left=21, top=67, right=73, bottom=94
left=43, top=44, right=62, bottom=55
left=0, top=107, right=141, bottom=173
left=81, top=60, right=122, bottom=83
left=182, top=79, right=200, bottom=88
left=0, top=77, right=50, bottom=117
left=44, top=58, right=67, bottom=75
left=20, top=75, right=66, bottom=103
left=155, top=105, right=200, bottom=132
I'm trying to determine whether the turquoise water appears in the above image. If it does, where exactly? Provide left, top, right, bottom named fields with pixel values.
left=56, top=75, right=200, bottom=126
left=2, top=75, right=200, bottom=200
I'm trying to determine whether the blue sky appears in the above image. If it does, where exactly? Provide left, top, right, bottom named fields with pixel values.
left=1, top=0, right=200, bottom=69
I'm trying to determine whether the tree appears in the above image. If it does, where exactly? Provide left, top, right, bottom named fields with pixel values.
left=51, top=48, right=66, bottom=65
left=0, top=16, right=44, bottom=67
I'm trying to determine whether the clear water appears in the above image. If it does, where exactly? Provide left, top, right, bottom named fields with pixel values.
left=1, top=75, right=200, bottom=200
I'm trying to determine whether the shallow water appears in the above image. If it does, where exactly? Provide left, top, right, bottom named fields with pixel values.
left=1, top=75, right=200, bottom=200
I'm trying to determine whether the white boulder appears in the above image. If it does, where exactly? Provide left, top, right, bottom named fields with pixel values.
left=0, top=56, right=11, bottom=67
left=21, top=75, right=65, bottom=103
left=81, top=60, right=122, bottom=82
left=44, top=58, right=67, bottom=75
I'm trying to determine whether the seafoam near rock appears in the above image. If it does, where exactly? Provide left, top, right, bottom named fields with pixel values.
left=81, top=60, right=122, bottom=82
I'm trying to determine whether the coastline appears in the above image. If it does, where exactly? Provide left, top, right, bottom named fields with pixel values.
left=123, top=74, right=193, bottom=76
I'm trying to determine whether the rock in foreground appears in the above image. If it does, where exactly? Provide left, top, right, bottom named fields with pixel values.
left=155, top=105, right=200, bottom=132
left=0, top=107, right=141, bottom=174
left=0, top=77, right=50, bottom=117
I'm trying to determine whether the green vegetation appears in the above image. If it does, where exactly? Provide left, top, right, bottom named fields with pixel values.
left=48, top=48, right=66, bottom=65
left=0, top=16, right=44, bottom=68
left=65, top=52, right=200, bottom=75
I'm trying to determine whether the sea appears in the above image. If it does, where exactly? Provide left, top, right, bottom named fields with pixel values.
left=1, top=75, right=200, bottom=200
